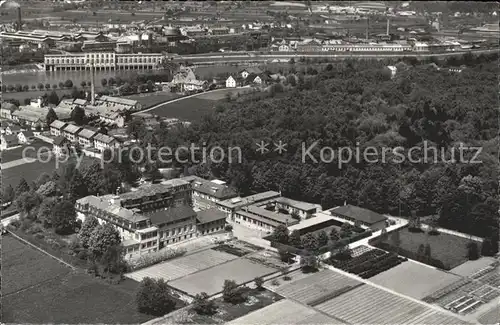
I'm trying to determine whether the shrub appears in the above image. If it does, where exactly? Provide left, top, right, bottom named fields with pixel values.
left=224, top=224, right=233, bottom=231
left=254, top=277, right=264, bottom=290
left=9, top=219, right=21, bottom=229
left=27, top=223, right=44, bottom=234
left=467, top=242, right=480, bottom=260
left=222, top=280, right=246, bottom=304
left=127, top=247, right=187, bottom=271
left=192, top=292, right=217, bottom=315
left=20, top=218, right=32, bottom=232
left=77, top=250, right=88, bottom=260
left=34, top=233, right=45, bottom=240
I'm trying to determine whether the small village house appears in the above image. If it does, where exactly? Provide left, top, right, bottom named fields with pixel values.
left=52, top=135, right=70, bottom=156
left=50, top=120, right=68, bottom=136
left=62, top=124, right=83, bottom=142
left=17, top=130, right=35, bottom=144
left=0, top=134, right=19, bottom=150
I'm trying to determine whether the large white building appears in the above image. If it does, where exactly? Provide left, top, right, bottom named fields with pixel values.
left=43, top=52, right=167, bottom=71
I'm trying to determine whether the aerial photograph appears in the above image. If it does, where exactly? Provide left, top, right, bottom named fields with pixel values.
left=0, top=0, right=498, bottom=324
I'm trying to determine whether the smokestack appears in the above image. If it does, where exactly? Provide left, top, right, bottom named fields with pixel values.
left=90, top=63, right=95, bottom=105
left=17, top=7, right=21, bottom=31
left=386, top=17, right=390, bottom=36
left=365, top=17, right=369, bottom=40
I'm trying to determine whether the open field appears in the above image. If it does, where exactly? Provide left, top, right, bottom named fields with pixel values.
left=151, top=288, right=282, bottom=325
left=168, top=258, right=277, bottom=296
left=451, top=257, right=497, bottom=277
left=370, top=261, right=461, bottom=299
left=2, top=235, right=71, bottom=296
left=124, top=92, right=181, bottom=109
left=271, top=269, right=362, bottom=306
left=0, top=140, right=51, bottom=164
left=146, top=88, right=249, bottom=121
left=1, top=235, right=157, bottom=324
left=374, top=228, right=479, bottom=270
left=478, top=304, right=500, bottom=325
left=314, top=282, right=472, bottom=324
left=226, top=299, right=342, bottom=325
left=125, top=248, right=237, bottom=283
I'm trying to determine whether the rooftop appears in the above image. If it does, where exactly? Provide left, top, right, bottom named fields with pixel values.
left=196, top=208, right=226, bottom=224
left=330, top=204, right=387, bottom=225
left=275, top=197, right=318, bottom=212
left=246, top=205, right=296, bottom=225
left=77, top=195, right=149, bottom=223
left=218, top=191, right=281, bottom=209
left=53, top=135, right=68, bottom=146
left=93, top=133, right=116, bottom=144
left=181, top=175, right=237, bottom=200
left=50, top=120, right=67, bottom=129
left=77, top=128, right=97, bottom=139
left=148, top=205, right=196, bottom=226
left=63, top=124, right=82, bottom=134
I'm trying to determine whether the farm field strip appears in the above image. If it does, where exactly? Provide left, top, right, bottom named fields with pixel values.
left=2, top=235, right=72, bottom=296
left=274, top=269, right=361, bottom=305
left=314, top=284, right=471, bottom=325
left=370, top=261, right=461, bottom=299
left=125, top=248, right=236, bottom=282
left=226, top=299, right=342, bottom=325
left=168, top=258, right=277, bottom=296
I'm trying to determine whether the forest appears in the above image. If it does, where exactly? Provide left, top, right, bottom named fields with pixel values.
left=139, top=53, right=498, bottom=242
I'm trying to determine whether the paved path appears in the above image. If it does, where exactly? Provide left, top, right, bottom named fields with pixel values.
left=1, top=157, right=36, bottom=170
left=132, top=87, right=249, bottom=115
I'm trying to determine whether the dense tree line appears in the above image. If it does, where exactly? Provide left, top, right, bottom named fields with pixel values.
left=136, top=53, right=498, bottom=243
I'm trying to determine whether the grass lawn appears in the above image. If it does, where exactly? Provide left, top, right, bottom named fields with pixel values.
left=168, top=258, right=277, bottom=296
left=152, top=288, right=283, bottom=325
left=0, top=140, right=52, bottom=163
left=375, top=228, right=480, bottom=270
left=1, top=235, right=163, bottom=324
left=2, top=235, right=71, bottom=295
left=369, top=260, right=461, bottom=299
left=146, top=97, right=217, bottom=122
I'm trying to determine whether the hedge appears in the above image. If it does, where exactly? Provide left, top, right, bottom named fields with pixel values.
left=374, top=241, right=447, bottom=270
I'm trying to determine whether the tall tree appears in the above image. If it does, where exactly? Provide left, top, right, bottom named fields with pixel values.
left=79, top=215, right=100, bottom=248
left=136, top=277, right=176, bottom=316
left=88, top=223, right=121, bottom=258
left=2, top=184, right=15, bottom=204
left=51, top=199, right=77, bottom=235
left=222, top=279, right=245, bottom=304
left=71, top=105, right=87, bottom=125
left=67, top=169, right=89, bottom=202
left=47, top=90, right=60, bottom=105
left=271, top=224, right=289, bottom=244
left=15, top=178, right=30, bottom=197
left=46, top=107, right=58, bottom=127
left=301, top=233, right=319, bottom=251
left=192, top=292, right=217, bottom=315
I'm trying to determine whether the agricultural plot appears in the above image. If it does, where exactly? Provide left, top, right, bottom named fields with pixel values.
left=370, top=261, right=461, bottom=299
left=124, top=92, right=180, bottom=109
left=471, top=265, right=500, bottom=289
left=374, top=228, right=479, bottom=270
left=2, top=235, right=156, bottom=324
left=146, top=97, right=215, bottom=122
left=327, top=248, right=407, bottom=279
left=125, top=248, right=236, bottom=282
left=226, top=299, right=343, bottom=325
left=273, top=269, right=362, bottom=306
left=423, top=277, right=500, bottom=315
left=168, top=258, right=277, bottom=296
left=478, top=304, right=500, bottom=325
left=2, top=235, right=71, bottom=295
left=314, top=283, right=472, bottom=325
left=450, top=257, right=497, bottom=277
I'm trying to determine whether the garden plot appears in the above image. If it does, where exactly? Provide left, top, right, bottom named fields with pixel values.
left=450, top=257, right=497, bottom=277
left=314, top=283, right=472, bottom=325
left=245, top=249, right=291, bottom=269
left=125, top=248, right=236, bottom=282
left=168, top=258, right=277, bottom=296
left=226, top=299, right=343, bottom=325
left=212, top=239, right=263, bottom=257
left=370, top=261, right=461, bottom=299
left=273, top=269, right=362, bottom=306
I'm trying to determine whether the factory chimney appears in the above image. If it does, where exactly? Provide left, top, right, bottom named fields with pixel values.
left=16, top=7, right=22, bottom=30
left=365, top=17, right=369, bottom=40
left=90, top=63, right=95, bottom=105
left=386, top=17, right=390, bottom=36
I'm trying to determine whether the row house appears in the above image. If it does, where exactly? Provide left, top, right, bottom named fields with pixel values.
left=62, top=124, right=83, bottom=142
left=50, top=120, right=67, bottom=136
left=93, top=133, right=119, bottom=152
left=52, top=135, right=70, bottom=156
left=77, top=128, right=97, bottom=148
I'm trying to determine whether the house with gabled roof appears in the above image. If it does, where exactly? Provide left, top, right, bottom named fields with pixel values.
left=240, top=67, right=263, bottom=79
left=17, top=130, right=35, bottom=144
left=62, top=124, right=83, bottom=142
left=0, top=134, right=19, bottom=150
left=93, top=133, right=119, bottom=152
left=53, top=135, right=70, bottom=156
left=77, top=128, right=97, bottom=148
left=50, top=120, right=68, bottom=136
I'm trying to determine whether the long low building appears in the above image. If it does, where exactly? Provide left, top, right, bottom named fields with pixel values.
left=43, top=52, right=167, bottom=71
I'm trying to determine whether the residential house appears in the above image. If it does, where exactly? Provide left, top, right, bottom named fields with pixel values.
left=52, top=135, right=70, bottom=156
left=240, top=67, right=263, bottom=79
left=17, top=130, right=35, bottom=144
left=50, top=120, right=68, bottom=136
left=196, top=208, right=227, bottom=236
left=77, top=128, right=97, bottom=148
left=225, top=75, right=239, bottom=88
left=171, top=66, right=204, bottom=92
left=0, top=134, right=19, bottom=150
left=5, top=125, right=22, bottom=135
left=62, top=124, right=83, bottom=142
left=0, top=102, right=18, bottom=120
left=93, top=133, right=119, bottom=152
left=11, top=110, right=44, bottom=128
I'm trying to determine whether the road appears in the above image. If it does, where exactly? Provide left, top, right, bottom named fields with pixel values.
left=1, top=213, right=20, bottom=226
left=132, top=86, right=249, bottom=115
